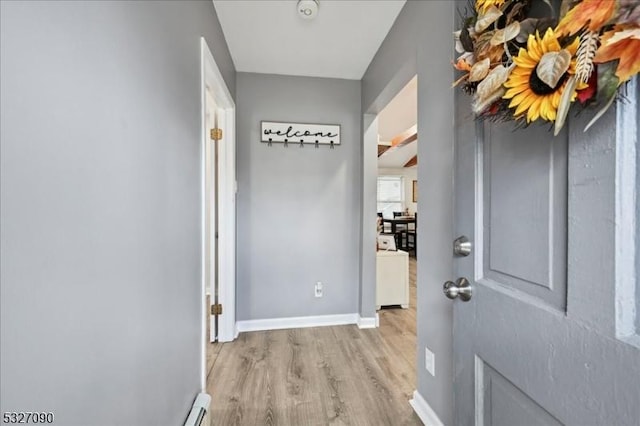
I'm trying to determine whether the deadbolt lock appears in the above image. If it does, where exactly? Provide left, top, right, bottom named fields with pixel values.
left=453, top=235, right=472, bottom=257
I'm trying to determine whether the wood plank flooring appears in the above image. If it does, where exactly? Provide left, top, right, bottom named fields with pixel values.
left=206, top=257, right=419, bottom=426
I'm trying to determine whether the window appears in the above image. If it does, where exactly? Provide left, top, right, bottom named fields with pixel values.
left=377, top=176, right=404, bottom=218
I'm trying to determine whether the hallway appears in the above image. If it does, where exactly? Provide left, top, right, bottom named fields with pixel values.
left=206, top=259, right=419, bottom=425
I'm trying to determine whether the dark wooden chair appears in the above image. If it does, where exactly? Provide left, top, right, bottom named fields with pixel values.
left=393, top=211, right=410, bottom=247
left=390, top=212, right=408, bottom=249
left=406, top=212, right=416, bottom=255
left=378, top=212, right=392, bottom=233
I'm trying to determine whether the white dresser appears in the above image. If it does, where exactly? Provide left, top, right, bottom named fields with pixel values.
left=376, top=249, right=409, bottom=309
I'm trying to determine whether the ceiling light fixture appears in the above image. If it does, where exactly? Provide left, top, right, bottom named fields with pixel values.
left=297, top=0, right=319, bottom=20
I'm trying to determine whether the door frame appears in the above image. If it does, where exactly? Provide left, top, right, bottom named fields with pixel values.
left=200, top=37, right=236, bottom=388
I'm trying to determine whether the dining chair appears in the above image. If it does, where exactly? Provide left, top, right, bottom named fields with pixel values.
left=378, top=212, right=392, bottom=233
left=406, top=212, right=416, bottom=255
left=392, top=211, right=408, bottom=232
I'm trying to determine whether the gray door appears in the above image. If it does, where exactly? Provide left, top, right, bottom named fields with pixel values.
left=451, top=80, right=640, bottom=425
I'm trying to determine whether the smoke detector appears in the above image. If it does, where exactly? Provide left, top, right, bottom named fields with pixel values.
left=297, top=0, right=319, bottom=20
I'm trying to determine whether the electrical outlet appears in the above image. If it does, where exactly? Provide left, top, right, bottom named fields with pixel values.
left=425, top=347, right=435, bottom=376
left=315, top=281, right=323, bottom=298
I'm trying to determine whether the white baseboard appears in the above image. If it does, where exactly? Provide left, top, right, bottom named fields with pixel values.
left=236, top=313, right=359, bottom=333
left=357, top=313, right=379, bottom=329
left=409, top=390, right=445, bottom=426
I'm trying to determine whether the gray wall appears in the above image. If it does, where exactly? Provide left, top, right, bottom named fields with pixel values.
left=360, top=115, right=379, bottom=318
left=361, top=1, right=456, bottom=424
left=0, top=1, right=234, bottom=425
left=235, top=73, right=361, bottom=321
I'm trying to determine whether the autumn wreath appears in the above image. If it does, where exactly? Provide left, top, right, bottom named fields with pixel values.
left=453, top=0, right=640, bottom=135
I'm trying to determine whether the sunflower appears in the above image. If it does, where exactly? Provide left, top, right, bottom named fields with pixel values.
left=503, top=28, right=586, bottom=123
left=475, top=0, right=506, bottom=15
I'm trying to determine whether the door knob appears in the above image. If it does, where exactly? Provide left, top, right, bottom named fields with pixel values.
left=443, top=277, right=472, bottom=301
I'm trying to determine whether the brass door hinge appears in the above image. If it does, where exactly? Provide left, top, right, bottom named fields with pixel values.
left=211, top=303, right=223, bottom=315
left=210, top=128, right=223, bottom=141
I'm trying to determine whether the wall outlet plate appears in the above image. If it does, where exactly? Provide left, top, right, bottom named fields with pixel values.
left=425, top=346, right=435, bottom=376
left=315, top=281, right=323, bottom=298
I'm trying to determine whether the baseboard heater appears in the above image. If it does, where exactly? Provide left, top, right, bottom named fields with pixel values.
left=184, top=393, right=211, bottom=426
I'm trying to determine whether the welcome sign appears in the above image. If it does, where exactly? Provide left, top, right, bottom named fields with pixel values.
left=261, top=121, right=341, bottom=146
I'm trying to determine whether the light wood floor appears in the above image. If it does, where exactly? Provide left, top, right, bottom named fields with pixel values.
left=206, top=257, right=419, bottom=426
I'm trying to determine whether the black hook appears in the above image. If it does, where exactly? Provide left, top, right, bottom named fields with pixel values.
left=299, top=139, right=304, bottom=148
left=330, top=141, right=335, bottom=149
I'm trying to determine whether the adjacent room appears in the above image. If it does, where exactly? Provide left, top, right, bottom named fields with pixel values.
left=374, top=75, right=418, bottom=395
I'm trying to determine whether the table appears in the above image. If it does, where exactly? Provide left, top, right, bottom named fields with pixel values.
left=382, top=216, right=415, bottom=233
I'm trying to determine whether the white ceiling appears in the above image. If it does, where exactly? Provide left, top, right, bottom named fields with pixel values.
left=377, top=75, right=417, bottom=168
left=378, top=140, right=417, bottom=168
left=212, top=0, right=406, bottom=80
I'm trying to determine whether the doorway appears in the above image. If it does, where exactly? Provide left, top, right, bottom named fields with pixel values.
left=372, top=75, right=419, bottom=397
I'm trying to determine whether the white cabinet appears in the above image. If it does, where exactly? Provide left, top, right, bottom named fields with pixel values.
left=376, top=249, right=409, bottom=309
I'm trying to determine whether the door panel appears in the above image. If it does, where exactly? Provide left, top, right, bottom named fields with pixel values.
left=481, top=123, right=567, bottom=310
left=478, top=358, right=563, bottom=426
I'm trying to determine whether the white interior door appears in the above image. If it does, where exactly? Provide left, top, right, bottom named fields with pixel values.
left=451, top=83, right=640, bottom=424
left=205, top=87, right=219, bottom=342
left=201, top=38, right=236, bottom=345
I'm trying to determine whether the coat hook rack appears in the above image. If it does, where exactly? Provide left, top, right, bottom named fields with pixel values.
left=261, top=121, right=341, bottom=148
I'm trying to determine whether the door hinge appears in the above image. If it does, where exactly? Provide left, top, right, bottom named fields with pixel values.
left=210, top=128, right=223, bottom=141
left=211, top=303, right=223, bottom=315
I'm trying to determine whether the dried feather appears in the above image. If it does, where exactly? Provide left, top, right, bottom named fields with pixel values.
left=469, top=58, right=491, bottom=82
left=584, top=92, right=617, bottom=132
left=452, top=73, right=469, bottom=88
left=575, top=31, right=599, bottom=83
left=490, top=22, right=521, bottom=46
left=536, top=50, right=572, bottom=88
left=553, top=75, right=578, bottom=136
left=475, top=6, right=503, bottom=33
